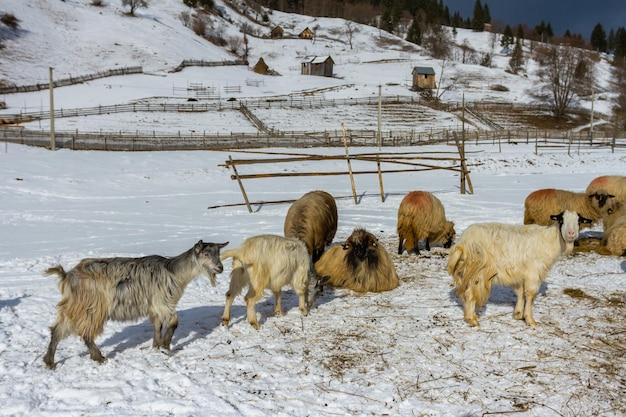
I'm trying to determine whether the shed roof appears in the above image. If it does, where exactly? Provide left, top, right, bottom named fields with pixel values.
left=413, top=66, right=435, bottom=75
left=302, top=55, right=334, bottom=64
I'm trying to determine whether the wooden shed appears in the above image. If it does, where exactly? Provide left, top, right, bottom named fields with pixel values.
left=301, top=55, right=334, bottom=77
left=298, top=27, right=314, bottom=39
left=270, top=25, right=283, bottom=39
left=412, top=66, right=436, bottom=90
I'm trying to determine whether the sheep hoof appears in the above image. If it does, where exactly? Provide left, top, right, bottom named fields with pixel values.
left=525, top=318, right=537, bottom=327
left=44, top=359, right=56, bottom=370
left=465, top=317, right=480, bottom=327
left=221, top=318, right=230, bottom=326
left=250, top=322, right=260, bottom=330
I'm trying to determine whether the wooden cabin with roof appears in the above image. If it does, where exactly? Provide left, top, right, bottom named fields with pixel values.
left=301, top=55, right=334, bottom=77
left=298, top=27, right=314, bottom=39
left=412, top=66, right=436, bottom=90
left=270, top=25, right=284, bottom=39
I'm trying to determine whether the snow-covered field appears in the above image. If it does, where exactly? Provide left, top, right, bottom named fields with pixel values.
left=1, top=143, right=625, bottom=417
left=0, top=0, right=625, bottom=416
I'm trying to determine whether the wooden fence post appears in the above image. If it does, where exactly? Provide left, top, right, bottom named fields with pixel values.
left=342, top=123, right=358, bottom=204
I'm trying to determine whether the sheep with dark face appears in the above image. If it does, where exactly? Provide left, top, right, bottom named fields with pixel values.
left=284, top=190, right=338, bottom=263
left=448, top=211, right=591, bottom=327
left=586, top=175, right=626, bottom=203
left=523, top=188, right=616, bottom=229
left=314, top=228, right=399, bottom=293
left=397, top=191, right=455, bottom=255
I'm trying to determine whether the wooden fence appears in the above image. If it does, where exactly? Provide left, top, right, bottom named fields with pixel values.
left=0, top=67, right=143, bottom=94
left=1, top=126, right=625, bottom=152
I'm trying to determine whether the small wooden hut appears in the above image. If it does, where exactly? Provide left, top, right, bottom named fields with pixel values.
left=301, top=55, right=334, bottom=77
left=298, top=27, right=314, bottom=39
left=270, top=25, right=284, bottom=39
left=412, top=66, right=436, bottom=90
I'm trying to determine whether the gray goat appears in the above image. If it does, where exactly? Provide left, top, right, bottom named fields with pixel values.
left=43, top=240, right=228, bottom=369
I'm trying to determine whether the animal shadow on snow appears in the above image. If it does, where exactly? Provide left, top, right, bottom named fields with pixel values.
left=0, top=295, right=27, bottom=310
left=100, top=305, right=226, bottom=358
left=221, top=288, right=336, bottom=328
left=447, top=282, right=549, bottom=320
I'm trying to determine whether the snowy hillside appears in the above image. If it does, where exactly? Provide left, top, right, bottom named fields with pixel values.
left=0, top=0, right=616, bottom=119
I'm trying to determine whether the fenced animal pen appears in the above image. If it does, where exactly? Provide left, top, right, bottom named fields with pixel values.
left=212, top=130, right=473, bottom=212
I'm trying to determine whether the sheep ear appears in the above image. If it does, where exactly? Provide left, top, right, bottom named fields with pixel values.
left=218, top=242, right=229, bottom=249
left=194, top=240, right=204, bottom=253
left=372, top=241, right=377, bottom=247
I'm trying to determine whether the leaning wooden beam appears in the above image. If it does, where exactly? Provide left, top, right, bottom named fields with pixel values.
left=228, top=155, right=252, bottom=213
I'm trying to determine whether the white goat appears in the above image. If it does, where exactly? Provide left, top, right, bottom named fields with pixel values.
left=220, top=235, right=326, bottom=330
left=447, top=211, right=591, bottom=328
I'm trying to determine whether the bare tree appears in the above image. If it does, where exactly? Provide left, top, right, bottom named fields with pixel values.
left=435, top=58, right=458, bottom=101
left=121, top=0, right=148, bottom=16
left=536, top=44, right=594, bottom=119
left=344, top=21, right=358, bottom=50
left=227, top=35, right=242, bottom=55
left=422, top=25, right=451, bottom=60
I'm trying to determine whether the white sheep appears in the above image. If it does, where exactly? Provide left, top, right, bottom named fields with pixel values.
left=220, top=235, right=326, bottom=330
left=447, top=210, right=591, bottom=328
left=523, top=188, right=616, bottom=229
left=597, top=202, right=626, bottom=256
left=284, top=190, right=338, bottom=263
left=586, top=175, right=626, bottom=203
left=397, top=191, right=455, bottom=255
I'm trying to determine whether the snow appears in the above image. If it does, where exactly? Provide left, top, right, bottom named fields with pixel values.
left=0, top=1, right=625, bottom=416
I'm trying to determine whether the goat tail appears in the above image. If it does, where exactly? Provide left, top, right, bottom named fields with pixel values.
left=220, top=248, right=240, bottom=261
left=447, top=243, right=492, bottom=310
left=44, top=265, right=67, bottom=279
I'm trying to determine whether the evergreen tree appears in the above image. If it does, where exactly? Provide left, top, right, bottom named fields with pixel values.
left=516, top=24, right=524, bottom=42
left=509, top=37, right=524, bottom=74
left=590, top=23, right=608, bottom=52
left=483, top=3, right=491, bottom=24
left=615, top=27, right=626, bottom=58
left=471, top=0, right=484, bottom=31
left=608, top=28, right=616, bottom=53
left=500, top=24, right=514, bottom=50
left=406, top=16, right=422, bottom=45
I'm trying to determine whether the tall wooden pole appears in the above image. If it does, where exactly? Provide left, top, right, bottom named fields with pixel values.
left=341, top=123, right=358, bottom=204
left=49, top=67, right=56, bottom=151
left=377, top=85, right=382, bottom=149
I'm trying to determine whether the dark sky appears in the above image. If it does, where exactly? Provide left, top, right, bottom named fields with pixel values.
left=444, top=0, right=626, bottom=39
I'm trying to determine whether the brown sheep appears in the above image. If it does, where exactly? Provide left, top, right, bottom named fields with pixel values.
left=597, top=202, right=626, bottom=256
left=284, top=190, right=338, bottom=263
left=314, top=228, right=399, bottom=293
left=523, top=188, right=616, bottom=229
left=397, top=191, right=455, bottom=255
left=586, top=175, right=626, bottom=203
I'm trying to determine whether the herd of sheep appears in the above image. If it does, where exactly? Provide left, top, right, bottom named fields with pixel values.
left=42, top=175, right=625, bottom=369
